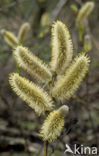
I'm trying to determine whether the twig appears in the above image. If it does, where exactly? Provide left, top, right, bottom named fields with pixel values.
left=43, top=141, right=48, bottom=156
left=24, top=0, right=37, bottom=20
left=75, top=0, right=83, bottom=5
left=50, top=0, right=68, bottom=24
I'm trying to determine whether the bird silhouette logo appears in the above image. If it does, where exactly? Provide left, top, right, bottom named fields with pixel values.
left=64, top=144, right=74, bottom=154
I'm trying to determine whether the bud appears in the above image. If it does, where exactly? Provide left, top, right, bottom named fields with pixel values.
left=76, top=2, right=95, bottom=24
left=1, top=30, right=18, bottom=48
left=18, top=22, right=30, bottom=43
left=83, top=35, right=92, bottom=52
left=41, top=13, right=50, bottom=27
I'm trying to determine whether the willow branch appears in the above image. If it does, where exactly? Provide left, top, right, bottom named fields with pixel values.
left=43, top=141, right=48, bottom=156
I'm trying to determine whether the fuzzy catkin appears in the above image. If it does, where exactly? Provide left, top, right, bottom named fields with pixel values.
left=9, top=73, right=53, bottom=115
left=18, top=23, right=30, bottom=42
left=40, top=105, right=69, bottom=142
left=1, top=30, right=18, bottom=48
left=52, top=54, right=90, bottom=102
left=76, top=2, right=95, bottom=23
left=13, top=46, right=52, bottom=83
left=50, top=20, right=73, bottom=74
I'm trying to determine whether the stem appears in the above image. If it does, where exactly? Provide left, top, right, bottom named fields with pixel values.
left=43, top=141, right=48, bottom=156
left=17, top=65, right=21, bottom=75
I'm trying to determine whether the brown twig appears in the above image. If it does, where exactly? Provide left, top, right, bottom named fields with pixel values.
left=43, top=141, right=48, bottom=156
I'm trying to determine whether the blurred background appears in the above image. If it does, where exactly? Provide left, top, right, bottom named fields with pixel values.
left=0, top=0, right=99, bottom=155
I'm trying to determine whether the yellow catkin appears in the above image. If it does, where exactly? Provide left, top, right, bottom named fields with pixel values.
left=76, top=2, right=95, bottom=23
left=40, top=105, right=69, bottom=142
left=52, top=54, right=90, bottom=102
left=13, top=46, right=52, bottom=83
left=9, top=73, right=53, bottom=115
left=1, top=30, right=18, bottom=48
left=18, top=22, right=30, bottom=42
left=50, top=20, right=73, bottom=74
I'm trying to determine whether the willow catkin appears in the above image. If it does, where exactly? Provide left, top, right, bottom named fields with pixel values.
left=18, top=23, right=30, bottom=42
left=50, top=20, right=73, bottom=74
left=52, top=54, right=90, bottom=102
left=9, top=73, right=53, bottom=115
left=13, top=46, right=52, bottom=83
left=76, top=2, right=95, bottom=24
left=1, top=30, right=18, bottom=48
left=40, top=105, right=69, bottom=142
